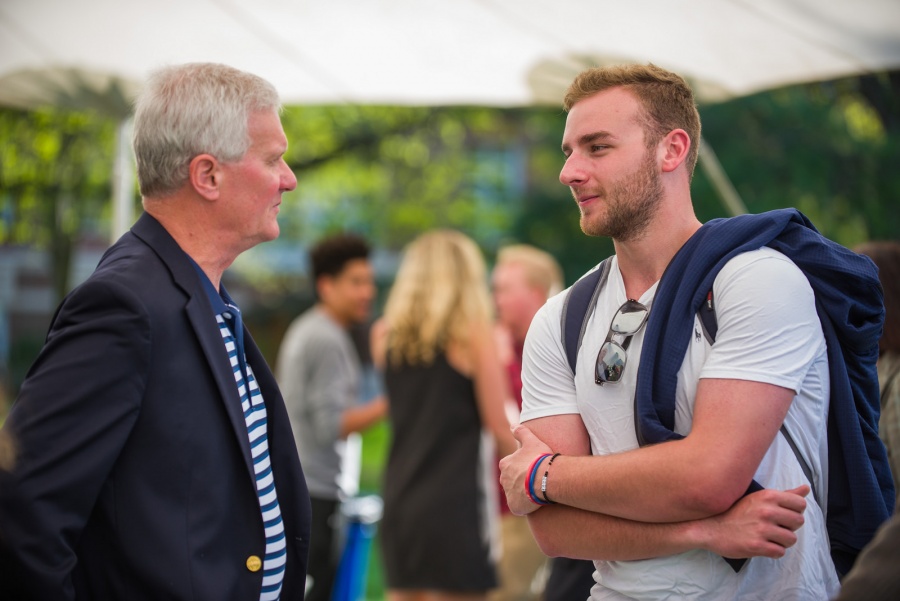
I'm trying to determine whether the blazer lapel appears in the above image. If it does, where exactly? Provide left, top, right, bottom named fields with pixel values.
left=185, top=296, right=256, bottom=481
left=131, top=212, right=257, bottom=483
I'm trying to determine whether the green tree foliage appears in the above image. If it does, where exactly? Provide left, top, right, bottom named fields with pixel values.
left=697, top=73, right=900, bottom=248
left=277, top=105, right=554, bottom=250
left=0, top=107, right=117, bottom=300
left=2, top=73, right=899, bottom=299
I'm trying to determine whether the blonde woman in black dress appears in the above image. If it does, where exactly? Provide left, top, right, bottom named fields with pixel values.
left=373, top=230, right=518, bottom=601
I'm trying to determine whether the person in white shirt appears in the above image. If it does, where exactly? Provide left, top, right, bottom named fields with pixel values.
left=499, top=64, right=838, bottom=600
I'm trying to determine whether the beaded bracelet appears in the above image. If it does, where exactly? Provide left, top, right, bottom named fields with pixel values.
left=525, top=453, right=553, bottom=506
left=540, top=452, right=562, bottom=503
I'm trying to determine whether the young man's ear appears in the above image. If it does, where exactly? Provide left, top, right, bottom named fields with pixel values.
left=189, top=154, right=221, bottom=201
left=659, top=129, right=691, bottom=174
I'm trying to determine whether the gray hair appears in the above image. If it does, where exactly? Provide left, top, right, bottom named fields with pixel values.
left=132, top=63, right=281, bottom=198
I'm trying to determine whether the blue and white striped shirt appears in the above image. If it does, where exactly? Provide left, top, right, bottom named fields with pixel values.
left=192, top=261, right=287, bottom=601
left=217, top=310, right=286, bottom=601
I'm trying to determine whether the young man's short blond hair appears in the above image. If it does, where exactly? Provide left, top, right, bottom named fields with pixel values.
left=496, top=244, right=564, bottom=299
left=564, top=63, right=702, bottom=180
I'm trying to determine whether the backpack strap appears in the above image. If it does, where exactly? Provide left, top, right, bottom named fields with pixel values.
left=698, top=290, right=718, bottom=345
left=561, top=259, right=611, bottom=375
left=697, top=290, right=820, bottom=506
left=779, top=424, right=820, bottom=506
left=562, top=261, right=714, bottom=372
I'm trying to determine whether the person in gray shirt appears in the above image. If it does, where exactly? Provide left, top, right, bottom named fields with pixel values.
left=276, top=233, right=387, bottom=601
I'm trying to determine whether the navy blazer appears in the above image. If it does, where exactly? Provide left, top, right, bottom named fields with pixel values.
left=0, top=213, right=311, bottom=599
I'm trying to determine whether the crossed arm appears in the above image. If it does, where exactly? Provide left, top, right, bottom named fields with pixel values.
left=499, top=378, right=809, bottom=561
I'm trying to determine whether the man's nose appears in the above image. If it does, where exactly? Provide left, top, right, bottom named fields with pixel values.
left=281, top=161, right=297, bottom=191
left=559, top=154, right=586, bottom=187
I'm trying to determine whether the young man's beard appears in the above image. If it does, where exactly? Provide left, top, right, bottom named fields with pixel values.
left=580, top=148, right=664, bottom=242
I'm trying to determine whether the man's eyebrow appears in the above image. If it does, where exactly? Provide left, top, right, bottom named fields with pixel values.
left=561, top=131, right=616, bottom=153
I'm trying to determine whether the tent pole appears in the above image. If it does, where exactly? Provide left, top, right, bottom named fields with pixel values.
left=112, top=117, right=135, bottom=242
left=698, top=137, right=747, bottom=216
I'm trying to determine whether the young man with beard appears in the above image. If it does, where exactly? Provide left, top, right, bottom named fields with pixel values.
left=276, top=233, right=387, bottom=601
left=497, top=64, right=871, bottom=600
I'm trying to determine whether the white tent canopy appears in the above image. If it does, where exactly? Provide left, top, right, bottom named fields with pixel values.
left=2, top=0, right=900, bottom=109
left=2, top=0, right=899, bottom=237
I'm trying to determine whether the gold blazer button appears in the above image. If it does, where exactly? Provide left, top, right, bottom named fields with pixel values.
left=246, top=555, right=262, bottom=572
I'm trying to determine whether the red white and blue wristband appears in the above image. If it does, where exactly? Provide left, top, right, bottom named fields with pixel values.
left=526, top=453, right=553, bottom=505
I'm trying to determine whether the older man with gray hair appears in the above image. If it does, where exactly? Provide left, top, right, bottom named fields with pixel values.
left=0, top=63, right=311, bottom=600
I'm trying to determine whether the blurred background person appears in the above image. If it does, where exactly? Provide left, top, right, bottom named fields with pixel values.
left=855, top=240, right=900, bottom=492
left=276, top=233, right=388, bottom=601
left=490, top=244, right=595, bottom=601
left=373, top=229, right=516, bottom=601
left=489, top=244, right=563, bottom=601
left=0, top=381, right=12, bottom=472
left=832, top=240, right=900, bottom=600
left=0, top=432, right=12, bottom=471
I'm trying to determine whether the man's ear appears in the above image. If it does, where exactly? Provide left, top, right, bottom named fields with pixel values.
left=660, top=129, right=691, bottom=174
left=189, top=154, right=221, bottom=201
left=316, top=275, right=334, bottom=304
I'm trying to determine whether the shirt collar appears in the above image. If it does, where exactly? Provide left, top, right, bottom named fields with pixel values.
left=188, top=258, right=238, bottom=316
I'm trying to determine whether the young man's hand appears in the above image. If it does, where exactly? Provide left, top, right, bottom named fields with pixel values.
left=690, top=485, right=810, bottom=559
left=499, top=425, right=554, bottom=516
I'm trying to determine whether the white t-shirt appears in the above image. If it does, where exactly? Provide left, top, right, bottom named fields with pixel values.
left=520, top=248, right=840, bottom=600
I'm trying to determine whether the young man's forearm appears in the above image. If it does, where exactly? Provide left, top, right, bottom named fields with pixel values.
left=528, top=485, right=807, bottom=562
